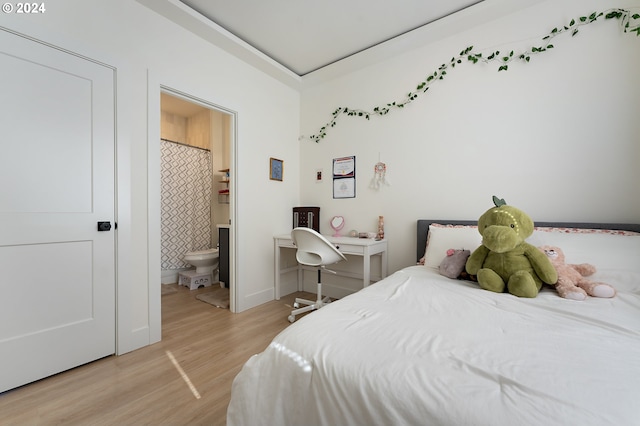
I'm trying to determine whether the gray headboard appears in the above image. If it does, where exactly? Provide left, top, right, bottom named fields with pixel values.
left=416, top=219, right=640, bottom=262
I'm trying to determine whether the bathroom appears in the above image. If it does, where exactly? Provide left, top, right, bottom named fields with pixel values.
left=159, top=92, right=231, bottom=289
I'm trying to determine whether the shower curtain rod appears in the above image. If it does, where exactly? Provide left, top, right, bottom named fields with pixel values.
left=161, top=138, right=210, bottom=152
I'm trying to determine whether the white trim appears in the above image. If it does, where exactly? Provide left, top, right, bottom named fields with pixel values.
left=228, top=112, right=239, bottom=313
left=147, top=73, right=162, bottom=344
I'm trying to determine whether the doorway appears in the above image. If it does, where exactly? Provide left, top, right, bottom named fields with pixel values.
left=158, top=89, right=235, bottom=312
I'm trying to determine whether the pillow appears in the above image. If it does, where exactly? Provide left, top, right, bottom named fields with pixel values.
left=439, top=249, right=471, bottom=278
left=527, top=227, right=640, bottom=271
left=422, top=224, right=482, bottom=269
left=532, top=226, right=639, bottom=238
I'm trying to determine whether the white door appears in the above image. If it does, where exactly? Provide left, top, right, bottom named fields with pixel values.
left=0, top=29, right=115, bottom=393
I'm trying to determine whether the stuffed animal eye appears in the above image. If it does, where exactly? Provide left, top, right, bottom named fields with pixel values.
left=510, top=224, right=515, bottom=228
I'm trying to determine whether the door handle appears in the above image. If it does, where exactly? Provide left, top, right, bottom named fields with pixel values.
left=97, top=221, right=112, bottom=231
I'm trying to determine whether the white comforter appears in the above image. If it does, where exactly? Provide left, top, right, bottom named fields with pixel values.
left=227, top=266, right=640, bottom=426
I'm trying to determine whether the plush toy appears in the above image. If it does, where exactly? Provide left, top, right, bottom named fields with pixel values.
left=439, top=249, right=471, bottom=279
left=465, top=196, right=558, bottom=297
left=538, top=245, right=616, bottom=300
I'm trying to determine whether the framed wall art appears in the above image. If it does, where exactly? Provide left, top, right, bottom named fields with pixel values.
left=333, top=156, right=356, bottom=199
left=270, top=157, right=283, bottom=181
left=332, top=156, right=355, bottom=178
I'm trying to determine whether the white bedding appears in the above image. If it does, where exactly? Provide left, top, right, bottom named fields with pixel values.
left=228, top=235, right=640, bottom=425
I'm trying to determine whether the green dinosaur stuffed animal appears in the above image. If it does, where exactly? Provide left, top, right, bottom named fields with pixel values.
left=465, top=196, right=558, bottom=297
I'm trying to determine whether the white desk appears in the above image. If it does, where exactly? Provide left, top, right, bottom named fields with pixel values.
left=274, top=233, right=388, bottom=300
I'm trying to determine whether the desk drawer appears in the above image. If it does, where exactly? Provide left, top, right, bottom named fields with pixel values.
left=334, top=243, right=364, bottom=254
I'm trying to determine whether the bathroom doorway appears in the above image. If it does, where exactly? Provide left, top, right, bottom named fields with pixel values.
left=159, top=90, right=234, bottom=310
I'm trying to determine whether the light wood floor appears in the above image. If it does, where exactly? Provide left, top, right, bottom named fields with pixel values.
left=0, top=284, right=310, bottom=425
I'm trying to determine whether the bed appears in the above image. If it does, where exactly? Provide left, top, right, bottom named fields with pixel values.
left=227, top=220, right=640, bottom=426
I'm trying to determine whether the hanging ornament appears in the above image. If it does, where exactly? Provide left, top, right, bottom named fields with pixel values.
left=370, top=160, right=390, bottom=190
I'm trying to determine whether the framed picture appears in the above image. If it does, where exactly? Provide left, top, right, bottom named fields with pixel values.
left=270, top=157, right=283, bottom=181
left=332, top=156, right=355, bottom=178
left=333, top=177, right=356, bottom=199
left=333, top=155, right=356, bottom=199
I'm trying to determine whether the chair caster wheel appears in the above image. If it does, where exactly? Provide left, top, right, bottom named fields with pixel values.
left=288, top=315, right=295, bottom=323
left=293, top=302, right=299, bottom=308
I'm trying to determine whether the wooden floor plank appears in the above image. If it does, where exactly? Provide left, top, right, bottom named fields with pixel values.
left=0, top=284, right=311, bottom=425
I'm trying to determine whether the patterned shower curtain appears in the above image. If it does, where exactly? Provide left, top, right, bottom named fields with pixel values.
left=160, top=139, right=213, bottom=270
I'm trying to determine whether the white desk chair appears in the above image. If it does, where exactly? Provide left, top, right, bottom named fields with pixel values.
left=288, top=227, right=347, bottom=323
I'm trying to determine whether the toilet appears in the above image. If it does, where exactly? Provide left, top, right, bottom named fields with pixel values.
left=179, top=248, right=220, bottom=290
left=183, top=248, right=220, bottom=275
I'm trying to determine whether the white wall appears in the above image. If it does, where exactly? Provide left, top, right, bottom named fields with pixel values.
left=300, top=0, right=640, bottom=290
left=1, top=0, right=300, bottom=353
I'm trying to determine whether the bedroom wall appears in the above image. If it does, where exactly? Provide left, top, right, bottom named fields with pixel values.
left=299, top=0, right=640, bottom=290
left=1, top=0, right=300, bottom=352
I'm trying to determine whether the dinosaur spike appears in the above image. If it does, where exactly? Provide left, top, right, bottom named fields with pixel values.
left=492, top=196, right=507, bottom=207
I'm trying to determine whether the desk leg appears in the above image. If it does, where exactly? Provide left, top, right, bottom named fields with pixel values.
left=297, top=266, right=303, bottom=292
left=381, top=249, right=388, bottom=279
left=274, top=241, right=281, bottom=300
left=363, top=248, right=371, bottom=288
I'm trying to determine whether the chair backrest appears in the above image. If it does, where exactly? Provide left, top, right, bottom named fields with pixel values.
left=291, top=227, right=347, bottom=267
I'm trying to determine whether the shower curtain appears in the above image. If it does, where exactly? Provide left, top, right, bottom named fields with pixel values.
left=160, top=139, right=213, bottom=270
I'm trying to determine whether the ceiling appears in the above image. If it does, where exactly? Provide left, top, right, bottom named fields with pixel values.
left=161, top=92, right=208, bottom=117
left=179, top=0, right=484, bottom=76
left=137, top=0, right=542, bottom=88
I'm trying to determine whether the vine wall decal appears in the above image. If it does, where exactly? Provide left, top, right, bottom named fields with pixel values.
left=300, top=8, right=640, bottom=143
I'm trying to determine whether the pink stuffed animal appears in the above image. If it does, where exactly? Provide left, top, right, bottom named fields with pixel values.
left=538, top=245, right=616, bottom=300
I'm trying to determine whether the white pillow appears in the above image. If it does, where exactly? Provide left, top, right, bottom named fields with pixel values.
left=527, top=227, right=640, bottom=271
left=422, top=224, right=482, bottom=269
